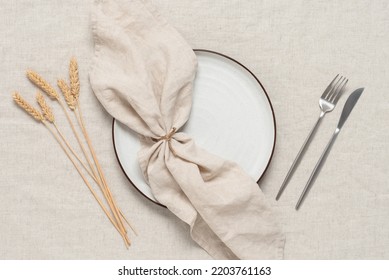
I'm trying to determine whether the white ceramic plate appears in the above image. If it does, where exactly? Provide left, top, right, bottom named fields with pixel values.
left=113, top=50, right=276, bottom=206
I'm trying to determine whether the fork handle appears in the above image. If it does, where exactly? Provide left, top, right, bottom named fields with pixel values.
left=295, top=129, right=340, bottom=210
left=276, top=111, right=326, bottom=200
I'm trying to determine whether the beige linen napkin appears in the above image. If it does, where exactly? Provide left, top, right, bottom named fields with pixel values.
left=90, top=0, right=284, bottom=259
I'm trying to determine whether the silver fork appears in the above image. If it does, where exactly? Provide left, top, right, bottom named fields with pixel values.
left=276, top=75, right=348, bottom=200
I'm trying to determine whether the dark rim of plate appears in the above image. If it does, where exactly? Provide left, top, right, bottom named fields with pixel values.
left=111, top=49, right=277, bottom=208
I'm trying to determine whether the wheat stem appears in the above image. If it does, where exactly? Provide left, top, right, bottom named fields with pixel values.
left=73, top=99, right=132, bottom=242
left=67, top=108, right=122, bottom=235
left=58, top=101, right=124, bottom=239
left=58, top=99, right=99, bottom=179
left=70, top=105, right=122, bottom=222
left=43, top=121, right=130, bottom=248
left=53, top=123, right=98, bottom=183
left=75, top=103, right=130, bottom=236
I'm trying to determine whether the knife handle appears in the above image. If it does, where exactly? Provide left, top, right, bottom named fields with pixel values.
left=295, top=128, right=340, bottom=210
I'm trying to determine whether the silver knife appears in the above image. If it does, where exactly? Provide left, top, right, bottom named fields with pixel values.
left=295, top=88, right=364, bottom=210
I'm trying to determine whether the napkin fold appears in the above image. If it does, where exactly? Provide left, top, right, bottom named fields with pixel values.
left=90, top=0, right=284, bottom=259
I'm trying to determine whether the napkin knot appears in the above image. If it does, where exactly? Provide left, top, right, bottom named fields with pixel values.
left=156, top=127, right=177, bottom=156
left=158, top=127, right=177, bottom=142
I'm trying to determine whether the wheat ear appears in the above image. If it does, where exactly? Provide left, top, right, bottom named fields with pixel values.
left=69, top=58, right=80, bottom=103
left=58, top=79, right=76, bottom=110
left=13, top=92, right=44, bottom=122
left=36, top=92, right=55, bottom=123
left=27, top=70, right=59, bottom=100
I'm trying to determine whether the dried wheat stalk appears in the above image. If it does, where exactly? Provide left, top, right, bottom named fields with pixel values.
left=14, top=91, right=131, bottom=247
left=14, top=59, right=135, bottom=248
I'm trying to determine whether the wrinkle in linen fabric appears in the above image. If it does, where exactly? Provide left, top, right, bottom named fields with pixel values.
left=90, top=0, right=284, bottom=259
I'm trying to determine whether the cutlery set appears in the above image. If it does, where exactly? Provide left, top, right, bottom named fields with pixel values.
left=276, top=75, right=364, bottom=209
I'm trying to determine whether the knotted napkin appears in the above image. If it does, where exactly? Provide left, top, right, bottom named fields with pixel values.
left=90, top=0, right=284, bottom=259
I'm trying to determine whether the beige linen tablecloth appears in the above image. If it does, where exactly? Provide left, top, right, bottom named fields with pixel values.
left=1, top=0, right=388, bottom=259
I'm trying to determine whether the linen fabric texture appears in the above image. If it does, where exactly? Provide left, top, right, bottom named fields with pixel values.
left=90, top=0, right=284, bottom=259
